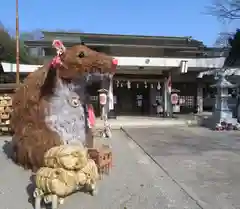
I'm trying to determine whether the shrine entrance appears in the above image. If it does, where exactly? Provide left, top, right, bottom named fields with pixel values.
left=86, top=82, right=101, bottom=117
left=114, top=81, right=150, bottom=116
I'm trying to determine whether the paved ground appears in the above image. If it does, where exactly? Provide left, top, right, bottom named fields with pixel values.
left=0, top=130, right=201, bottom=209
left=124, top=126, right=240, bottom=209
left=96, top=115, right=193, bottom=129
left=95, top=112, right=213, bottom=129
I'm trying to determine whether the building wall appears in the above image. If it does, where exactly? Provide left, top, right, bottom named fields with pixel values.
left=28, top=47, right=44, bottom=57
left=40, top=46, right=164, bottom=57
left=111, top=75, right=201, bottom=116
left=5, top=71, right=238, bottom=115
left=110, top=47, right=202, bottom=58
left=110, top=47, right=164, bottom=57
left=43, top=34, right=82, bottom=42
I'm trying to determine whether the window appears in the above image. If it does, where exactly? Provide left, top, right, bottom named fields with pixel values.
left=44, top=48, right=55, bottom=56
left=28, top=48, right=39, bottom=57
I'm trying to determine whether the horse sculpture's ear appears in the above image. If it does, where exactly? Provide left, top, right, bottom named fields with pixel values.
left=52, top=40, right=66, bottom=56
left=40, top=40, right=66, bottom=97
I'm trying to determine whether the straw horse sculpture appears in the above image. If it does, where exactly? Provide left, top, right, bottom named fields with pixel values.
left=10, top=40, right=117, bottom=171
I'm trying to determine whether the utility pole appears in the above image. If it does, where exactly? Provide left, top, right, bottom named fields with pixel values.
left=15, top=0, right=20, bottom=84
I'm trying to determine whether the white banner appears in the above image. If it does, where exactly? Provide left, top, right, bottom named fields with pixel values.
left=108, top=78, right=114, bottom=110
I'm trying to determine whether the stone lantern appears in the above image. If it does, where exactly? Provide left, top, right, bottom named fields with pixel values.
left=98, top=88, right=108, bottom=120
left=98, top=88, right=112, bottom=138
left=211, top=73, right=238, bottom=130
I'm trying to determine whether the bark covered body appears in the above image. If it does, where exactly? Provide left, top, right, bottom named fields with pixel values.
left=10, top=43, right=115, bottom=171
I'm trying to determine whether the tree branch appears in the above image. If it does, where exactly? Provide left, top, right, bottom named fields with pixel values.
left=207, top=0, right=240, bottom=20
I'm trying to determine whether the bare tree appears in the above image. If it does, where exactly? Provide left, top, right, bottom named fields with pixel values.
left=20, top=29, right=43, bottom=41
left=215, top=32, right=230, bottom=47
left=208, top=0, right=240, bottom=21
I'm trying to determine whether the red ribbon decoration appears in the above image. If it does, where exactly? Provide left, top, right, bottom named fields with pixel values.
left=49, top=40, right=66, bottom=68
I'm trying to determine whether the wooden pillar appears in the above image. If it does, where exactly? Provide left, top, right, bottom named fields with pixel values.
left=197, top=83, right=203, bottom=113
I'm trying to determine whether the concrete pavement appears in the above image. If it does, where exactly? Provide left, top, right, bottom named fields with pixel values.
left=124, top=126, right=240, bottom=209
left=96, top=116, right=192, bottom=129
left=95, top=112, right=214, bottom=129
left=0, top=130, right=201, bottom=209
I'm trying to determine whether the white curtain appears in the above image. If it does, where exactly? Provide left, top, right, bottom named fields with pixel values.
left=108, top=77, right=114, bottom=110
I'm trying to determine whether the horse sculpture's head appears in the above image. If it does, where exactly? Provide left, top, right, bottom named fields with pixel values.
left=50, top=40, right=117, bottom=80
left=37, top=40, right=118, bottom=98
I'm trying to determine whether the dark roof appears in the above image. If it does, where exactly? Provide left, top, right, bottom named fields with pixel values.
left=24, top=40, right=202, bottom=50
left=42, top=30, right=196, bottom=40
left=41, top=31, right=204, bottom=48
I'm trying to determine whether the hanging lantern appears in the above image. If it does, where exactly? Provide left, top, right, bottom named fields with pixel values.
left=127, top=80, right=131, bottom=89
left=136, top=83, right=139, bottom=88
left=144, top=81, right=147, bottom=88
left=98, top=89, right=108, bottom=105
left=99, top=93, right=107, bottom=105
left=120, top=82, right=123, bottom=87
left=157, top=82, right=161, bottom=90
left=151, top=84, right=154, bottom=88
left=116, top=80, right=119, bottom=88
left=171, top=93, right=179, bottom=105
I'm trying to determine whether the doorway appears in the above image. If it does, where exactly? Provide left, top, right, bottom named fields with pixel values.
left=114, top=82, right=150, bottom=116
left=85, top=82, right=101, bottom=117
left=115, top=87, right=133, bottom=115
left=134, top=83, right=150, bottom=115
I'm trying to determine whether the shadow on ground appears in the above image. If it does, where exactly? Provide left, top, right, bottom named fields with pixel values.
left=2, top=140, right=14, bottom=159
left=26, top=175, right=37, bottom=209
left=1, top=138, right=38, bottom=209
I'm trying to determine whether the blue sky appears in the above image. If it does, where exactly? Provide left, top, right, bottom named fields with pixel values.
left=0, top=0, right=236, bottom=46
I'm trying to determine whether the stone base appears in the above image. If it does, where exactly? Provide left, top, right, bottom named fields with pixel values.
left=162, top=112, right=174, bottom=118
left=210, top=110, right=239, bottom=130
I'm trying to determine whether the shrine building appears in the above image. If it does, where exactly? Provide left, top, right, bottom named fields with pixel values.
left=0, top=31, right=227, bottom=116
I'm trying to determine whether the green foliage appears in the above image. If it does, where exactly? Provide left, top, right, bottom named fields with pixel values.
left=0, top=28, right=42, bottom=64
left=225, top=29, right=240, bottom=66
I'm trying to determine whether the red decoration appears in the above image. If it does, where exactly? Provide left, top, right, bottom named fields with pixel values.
left=88, top=105, right=96, bottom=128
left=50, top=56, right=62, bottom=68
left=49, top=40, right=66, bottom=68
left=112, top=59, right=118, bottom=66
left=52, top=40, right=66, bottom=56
left=52, top=40, right=63, bottom=49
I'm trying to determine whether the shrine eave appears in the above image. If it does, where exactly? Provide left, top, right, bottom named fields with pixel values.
left=24, top=40, right=201, bottom=51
